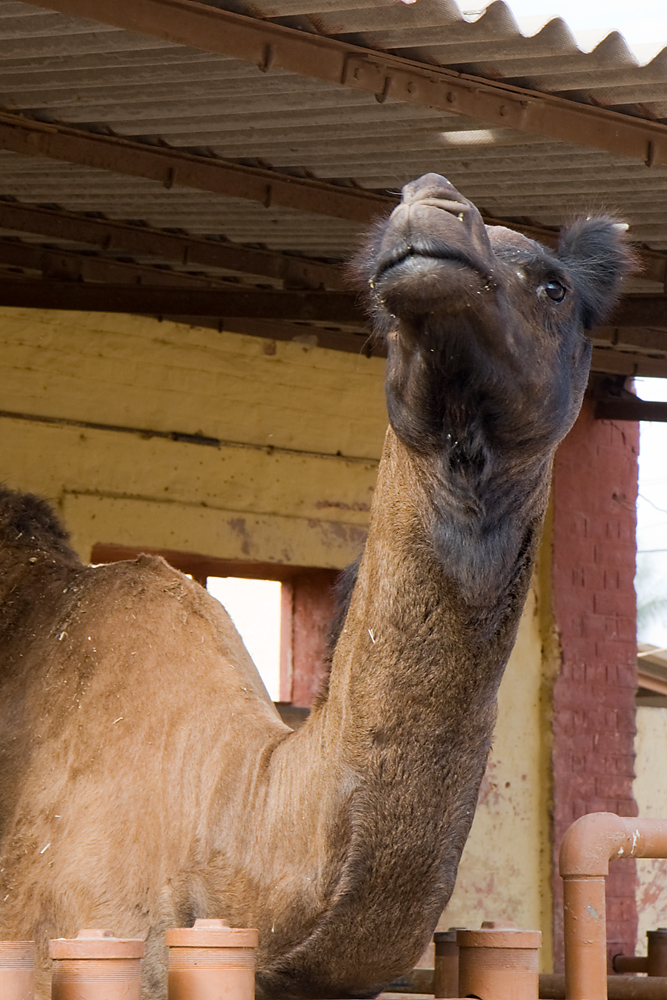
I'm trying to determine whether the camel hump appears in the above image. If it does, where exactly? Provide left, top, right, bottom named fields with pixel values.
left=0, top=485, right=79, bottom=563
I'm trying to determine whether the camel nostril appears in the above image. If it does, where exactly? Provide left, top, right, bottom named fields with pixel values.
left=401, top=173, right=463, bottom=208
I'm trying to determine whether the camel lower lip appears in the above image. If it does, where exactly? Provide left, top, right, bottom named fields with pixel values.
left=374, top=251, right=489, bottom=285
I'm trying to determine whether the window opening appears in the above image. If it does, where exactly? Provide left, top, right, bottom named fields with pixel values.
left=89, top=544, right=339, bottom=711
left=207, top=577, right=282, bottom=701
left=636, top=377, right=667, bottom=653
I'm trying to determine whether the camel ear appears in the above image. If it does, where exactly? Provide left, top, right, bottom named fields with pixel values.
left=557, top=217, right=637, bottom=330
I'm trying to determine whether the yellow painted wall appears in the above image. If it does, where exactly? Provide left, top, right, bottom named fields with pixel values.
left=634, top=707, right=667, bottom=950
left=0, top=307, right=385, bottom=566
left=0, top=305, right=553, bottom=960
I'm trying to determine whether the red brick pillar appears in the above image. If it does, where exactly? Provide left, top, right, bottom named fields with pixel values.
left=550, top=394, right=639, bottom=971
left=283, top=569, right=339, bottom=708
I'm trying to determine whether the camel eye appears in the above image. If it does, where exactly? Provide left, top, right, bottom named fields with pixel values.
left=543, top=279, right=567, bottom=302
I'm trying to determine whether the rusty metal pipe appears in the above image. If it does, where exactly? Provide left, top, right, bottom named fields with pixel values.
left=539, top=974, right=667, bottom=1000
left=433, top=931, right=459, bottom=999
left=559, top=814, right=667, bottom=1000
left=613, top=929, right=667, bottom=978
left=646, top=932, right=667, bottom=978
left=614, top=956, right=649, bottom=974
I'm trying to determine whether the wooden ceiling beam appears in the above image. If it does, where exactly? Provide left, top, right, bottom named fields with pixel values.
left=611, top=296, right=667, bottom=329
left=0, top=276, right=663, bottom=330
left=0, top=199, right=347, bottom=289
left=0, top=278, right=366, bottom=323
left=29, top=0, right=667, bottom=167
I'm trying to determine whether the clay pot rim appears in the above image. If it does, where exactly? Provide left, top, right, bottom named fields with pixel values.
left=49, top=939, right=145, bottom=959
left=166, top=927, right=259, bottom=948
left=456, top=929, right=542, bottom=949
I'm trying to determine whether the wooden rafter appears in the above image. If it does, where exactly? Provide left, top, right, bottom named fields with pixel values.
left=0, top=235, right=257, bottom=288
left=0, top=200, right=347, bottom=290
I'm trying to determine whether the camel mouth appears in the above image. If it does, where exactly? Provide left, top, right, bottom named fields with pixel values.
left=373, top=247, right=492, bottom=286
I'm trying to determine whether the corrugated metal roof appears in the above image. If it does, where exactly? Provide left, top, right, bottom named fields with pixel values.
left=0, top=0, right=665, bottom=370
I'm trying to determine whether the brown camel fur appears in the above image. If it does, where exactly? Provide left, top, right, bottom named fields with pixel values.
left=0, top=174, right=633, bottom=999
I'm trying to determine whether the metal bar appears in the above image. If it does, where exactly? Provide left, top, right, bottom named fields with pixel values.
left=595, top=398, right=667, bottom=421
left=28, top=0, right=667, bottom=166
left=0, top=113, right=389, bottom=226
left=168, top=315, right=378, bottom=354
left=0, top=278, right=365, bottom=322
left=540, top=973, right=667, bottom=1000
left=144, top=319, right=667, bottom=371
left=0, top=200, right=347, bottom=289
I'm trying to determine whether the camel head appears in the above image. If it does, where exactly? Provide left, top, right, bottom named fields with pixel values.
left=356, top=173, right=634, bottom=462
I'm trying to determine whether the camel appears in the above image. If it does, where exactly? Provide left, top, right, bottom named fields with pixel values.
left=0, top=174, right=633, bottom=999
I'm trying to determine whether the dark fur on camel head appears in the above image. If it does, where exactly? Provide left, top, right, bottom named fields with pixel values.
left=350, top=172, right=634, bottom=601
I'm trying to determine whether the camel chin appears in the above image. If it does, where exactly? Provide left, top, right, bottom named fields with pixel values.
left=374, top=253, right=493, bottom=318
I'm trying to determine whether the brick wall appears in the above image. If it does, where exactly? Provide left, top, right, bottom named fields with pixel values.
left=288, top=569, right=339, bottom=707
left=550, top=394, right=639, bottom=970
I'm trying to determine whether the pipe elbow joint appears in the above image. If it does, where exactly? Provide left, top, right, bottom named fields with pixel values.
left=559, top=812, right=638, bottom=878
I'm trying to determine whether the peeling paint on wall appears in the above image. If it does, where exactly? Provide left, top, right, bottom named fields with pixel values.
left=634, top=707, right=667, bottom=951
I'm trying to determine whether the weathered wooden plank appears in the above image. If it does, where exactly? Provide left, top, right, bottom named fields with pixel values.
left=0, top=416, right=375, bottom=565
left=0, top=306, right=387, bottom=461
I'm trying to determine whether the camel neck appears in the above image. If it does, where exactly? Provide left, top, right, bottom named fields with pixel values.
left=321, top=424, right=549, bottom=742
left=254, top=426, right=551, bottom=996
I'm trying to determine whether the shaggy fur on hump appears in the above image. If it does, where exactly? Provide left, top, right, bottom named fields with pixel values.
left=0, top=485, right=78, bottom=561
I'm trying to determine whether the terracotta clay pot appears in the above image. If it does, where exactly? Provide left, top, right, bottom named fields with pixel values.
left=457, top=924, right=541, bottom=1000
left=165, top=918, right=259, bottom=1000
left=0, top=940, right=35, bottom=999
left=49, top=928, right=144, bottom=1000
